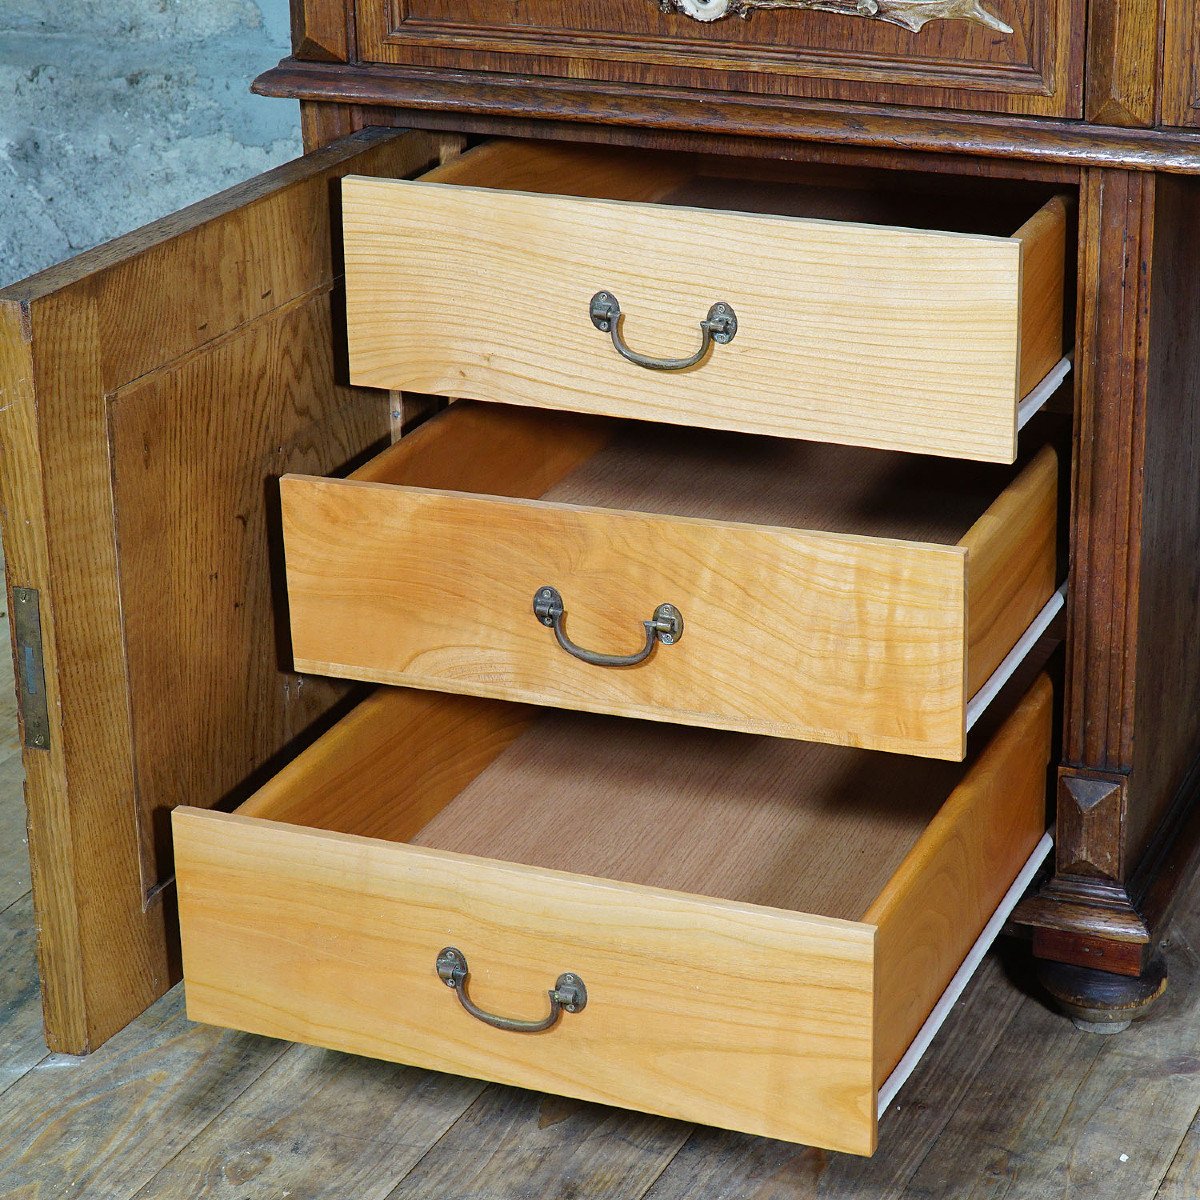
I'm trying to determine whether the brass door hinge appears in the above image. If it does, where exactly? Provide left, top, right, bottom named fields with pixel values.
left=12, top=587, right=49, bottom=751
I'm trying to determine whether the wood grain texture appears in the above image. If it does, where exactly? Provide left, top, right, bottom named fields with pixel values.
left=0, top=896, right=49, bottom=1100
left=1084, top=0, right=1162, bottom=127
left=0, top=986, right=287, bottom=1199
left=283, top=484, right=967, bottom=753
left=1128, top=174, right=1200, bottom=872
left=0, top=128, right=446, bottom=1054
left=320, top=97, right=1084, bottom=184
left=415, top=137, right=695, bottom=200
left=174, top=675, right=1049, bottom=1153
left=253, top=59, right=1200, bottom=175
left=381, top=1087, right=689, bottom=1200
left=1026, top=171, right=1200, bottom=981
left=175, top=804, right=880, bottom=1153
left=961, top=443, right=1058, bottom=697
left=108, top=290, right=389, bottom=891
left=126, top=1047, right=486, bottom=1200
left=351, top=0, right=1084, bottom=118
left=0, top=753, right=30, bottom=912
left=641, top=951, right=1029, bottom=1197
left=289, top=0, right=350, bottom=62
left=0, top=300, right=87, bottom=1052
left=348, top=400, right=613, bottom=492
left=865, top=674, right=1050, bottom=1083
left=1015, top=194, right=1070, bottom=398
left=300, top=100, right=358, bottom=152
left=1162, top=0, right=1200, bottom=128
left=1063, top=168, right=1153, bottom=783
left=344, top=156, right=1066, bottom=462
left=283, top=404, right=1056, bottom=758
left=236, top=688, right=535, bottom=840
left=410, top=706, right=959, bottom=920
left=908, top=857, right=1200, bottom=1200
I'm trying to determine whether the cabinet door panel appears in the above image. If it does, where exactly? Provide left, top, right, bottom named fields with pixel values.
left=0, top=127, right=446, bottom=1053
left=356, top=0, right=1085, bottom=117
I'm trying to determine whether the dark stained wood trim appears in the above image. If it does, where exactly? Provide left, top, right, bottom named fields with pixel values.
left=1062, top=168, right=1154, bottom=776
left=289, top=0, right=350, bottom=63
left=356, top=0, right=1085, bottom=120
left=1134, top=753, right=1200, bottom=946
left=1162, top=0, right=1200, bottom=128
left=1016, top=169, right=1156, bottom=980
left=252, top=59, right=1200, bottom=174
left=1127, top=174, right=1200, bottom=863
left=300, top=100, right=358, bottom=153
left=1084, top=0, right=1162, bottom=128
left=1019, top=173, right=1200, bottom=990
left=342, top=103, right=1080, bottom=183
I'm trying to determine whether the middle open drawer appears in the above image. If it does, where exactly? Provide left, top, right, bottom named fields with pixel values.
left=282, top=402, right=1057, bottom=760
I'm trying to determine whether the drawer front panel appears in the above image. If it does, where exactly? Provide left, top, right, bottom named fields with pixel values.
left=174, top=809, right=878, bottom=1153
left=345, top=177, right=1050, bottom=463
left=354, top=0, right=1084, bottom=118
left=281, top=478, right=970, bottom=757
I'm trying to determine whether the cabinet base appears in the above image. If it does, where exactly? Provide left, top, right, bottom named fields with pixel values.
left=1035, top=954, right=1167, bottom=1032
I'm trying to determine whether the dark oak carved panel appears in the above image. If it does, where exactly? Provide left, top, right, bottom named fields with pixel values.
left=352, top=0, right=1084, bottom=116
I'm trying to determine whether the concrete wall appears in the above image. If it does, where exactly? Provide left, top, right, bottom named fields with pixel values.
left=0, top=0, right=303, bottom=286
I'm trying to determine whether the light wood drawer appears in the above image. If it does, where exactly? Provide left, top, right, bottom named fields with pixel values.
left=281, top=402, right=1058, bottom=760
left=174, top=674, right=1052, bottom=1156
left=345, top=140, right=1069, bottom=463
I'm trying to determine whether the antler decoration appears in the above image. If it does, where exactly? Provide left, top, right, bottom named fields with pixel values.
left=659, top=0, right=1013, bottom=34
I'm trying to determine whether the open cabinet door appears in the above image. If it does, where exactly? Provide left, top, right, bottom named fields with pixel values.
left=0, top=127, right=452, bottom=1053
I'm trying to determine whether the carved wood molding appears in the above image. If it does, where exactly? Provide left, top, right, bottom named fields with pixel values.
left=1057, top=768, right=1128, bottom=882
left=657, top=0, right=1014, bottom=34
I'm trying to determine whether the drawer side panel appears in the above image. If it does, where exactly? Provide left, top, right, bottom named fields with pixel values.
left=867, top=673, right=1052, bottom=1083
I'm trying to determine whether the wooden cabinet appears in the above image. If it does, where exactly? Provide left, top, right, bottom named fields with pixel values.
left=2, top=0, right=1200, bottom=1160
left=354, top=0, right=1086, bottom=117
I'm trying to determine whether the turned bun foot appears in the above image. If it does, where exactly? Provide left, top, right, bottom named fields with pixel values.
left=1035, top=955, right=1168, bottom=1033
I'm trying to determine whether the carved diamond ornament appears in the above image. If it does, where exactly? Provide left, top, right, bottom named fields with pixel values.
left=659, top=0, right=1014, bottom=34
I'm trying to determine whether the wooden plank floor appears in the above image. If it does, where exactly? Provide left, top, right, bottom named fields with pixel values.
left=1, top=586, right=1199, bottom=1197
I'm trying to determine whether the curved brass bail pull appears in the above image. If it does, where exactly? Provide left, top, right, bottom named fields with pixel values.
left=533, top=586, right=683, bottom=668
left=435, top=947, right=587, bottom=1034
left=589, top=291, right=737, bottom=372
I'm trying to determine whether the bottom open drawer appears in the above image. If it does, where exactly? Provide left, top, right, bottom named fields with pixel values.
left=174, top=676, right=1051, bottom=1156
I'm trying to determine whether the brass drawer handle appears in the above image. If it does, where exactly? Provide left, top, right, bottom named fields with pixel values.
left=533, top=586, right=683, bottom=668
left=436, top=947, right=587, bottom=1034
left=589, top=291, right=737, bottom=371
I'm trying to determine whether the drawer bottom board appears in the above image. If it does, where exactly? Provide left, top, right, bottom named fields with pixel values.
left=175, top=678, right=1051, bottom=1154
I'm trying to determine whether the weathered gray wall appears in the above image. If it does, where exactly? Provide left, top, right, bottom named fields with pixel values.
left=0, top=0, right=302, bottom=286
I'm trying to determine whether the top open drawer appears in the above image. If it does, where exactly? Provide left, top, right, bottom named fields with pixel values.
left=345, top=140, right=1069, bottom=464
